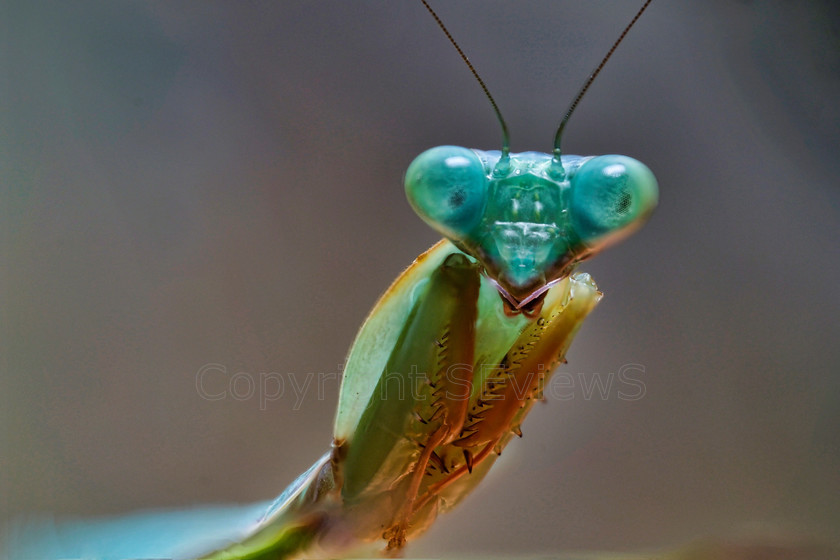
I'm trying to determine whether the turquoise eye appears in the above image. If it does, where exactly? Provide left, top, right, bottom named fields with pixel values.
left=405, top=146, right=488, bottom=241
left=569, top=155, right=658, bottom=248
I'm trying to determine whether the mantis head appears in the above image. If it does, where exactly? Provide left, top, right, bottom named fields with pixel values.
left=410, top=0, right=657, bottom=311
left=405, top=146, right=658, bottom=308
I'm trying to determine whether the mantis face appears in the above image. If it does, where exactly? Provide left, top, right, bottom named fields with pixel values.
left=406, top=146, right=658, bottom=308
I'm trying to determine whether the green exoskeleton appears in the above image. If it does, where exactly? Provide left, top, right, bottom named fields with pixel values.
left=206, top=153, right=655, bottom=559
left=198, top=1, right=657, bottom=557
left=6, top=2, right=657, bottom=559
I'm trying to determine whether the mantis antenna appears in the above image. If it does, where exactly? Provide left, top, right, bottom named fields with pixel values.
left=553, top=0, right=654, bottom=161
left=420, top=0, right=511, bottom=162
left=421, top=0, right=652, bottom=175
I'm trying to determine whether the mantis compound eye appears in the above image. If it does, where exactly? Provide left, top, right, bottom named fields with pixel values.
left=405, top=146, right=488, bottom=241
left=569, top=154, right=658, bottom=251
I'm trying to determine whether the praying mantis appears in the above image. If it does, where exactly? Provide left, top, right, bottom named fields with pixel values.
left=5, top=1, right=658, bottom=559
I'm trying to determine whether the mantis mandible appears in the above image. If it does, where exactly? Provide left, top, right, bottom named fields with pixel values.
left=7, top=2, right=657, bottom=559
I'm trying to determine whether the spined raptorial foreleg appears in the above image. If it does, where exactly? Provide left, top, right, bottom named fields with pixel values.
left=337, top=253, right=481, bottom=551
left=410, top=272, right=601, bottom=517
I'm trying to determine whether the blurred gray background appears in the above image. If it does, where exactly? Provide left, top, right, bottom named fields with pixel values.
left=2, top=1, right=839, bottom=557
